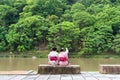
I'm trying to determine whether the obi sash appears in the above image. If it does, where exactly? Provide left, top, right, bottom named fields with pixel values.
left=50, top=56, right=57, bottom=61
left=59, top=57, right=67, bottom=62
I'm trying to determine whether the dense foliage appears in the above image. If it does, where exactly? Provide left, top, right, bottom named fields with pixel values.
left=0, top=0, right=120, bottom=55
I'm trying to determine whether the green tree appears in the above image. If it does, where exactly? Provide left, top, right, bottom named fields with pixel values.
left=111, top=16, right=120, bottom=35
left=72, top=11, right=95, bottom=28
left=94, top=0, right=110, bottom=4
left=79, top=0, right=95, bottom=7
left=47, top=15, right=59, bottom=25
left=79, top=25, right=113, bottom=55
left=0, top=5, right=17, bottom=27
left=24, top=0, right=66, bottom=17
left=71, top=3, right=85, bottom=14
left=0, top=26, right=8, bottom=51
left=112, top=34, right=120, bottom=53
left=95, top=5, right=120, bottom=26
left=48, top=21, right=80, bottom=50
left=13, top=0, right=26, bottom=13
left=6, top=15, right=50, bottom=51
left=87, top=4, right=104, bottom=14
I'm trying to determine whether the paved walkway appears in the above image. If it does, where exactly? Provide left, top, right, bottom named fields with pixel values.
left=0, top=72, right=120, bottom=80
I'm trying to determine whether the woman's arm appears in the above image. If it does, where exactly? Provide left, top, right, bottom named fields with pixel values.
left=65, top=48, right=69, bottom=55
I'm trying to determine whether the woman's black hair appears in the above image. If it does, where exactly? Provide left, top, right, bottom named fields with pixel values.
left=52, top=47, right=57, bottom=51
left=60, top=48, right=64, bottom=52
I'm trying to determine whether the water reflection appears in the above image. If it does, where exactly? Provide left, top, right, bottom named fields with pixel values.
left=0, top=58, right=120, bottom=71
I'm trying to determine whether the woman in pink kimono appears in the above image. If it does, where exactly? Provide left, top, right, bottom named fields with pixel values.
left=48, top=47, right=59, bottom=66
left=58, top=48, right=69, bottom=66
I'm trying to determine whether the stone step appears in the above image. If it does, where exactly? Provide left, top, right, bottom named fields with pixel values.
left=99, top=64, right=120, bottom=74
left=38, top=64, right=80, bottom=74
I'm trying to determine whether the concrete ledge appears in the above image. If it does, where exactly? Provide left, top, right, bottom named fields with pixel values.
left=38, top=64, right=80, bottom=74
left=99, top=64, right=120, bottom=74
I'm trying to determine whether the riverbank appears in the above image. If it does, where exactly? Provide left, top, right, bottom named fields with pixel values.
left=0, top=50, right=120, bottom=59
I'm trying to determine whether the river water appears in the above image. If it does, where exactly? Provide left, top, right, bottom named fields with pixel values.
left=0, top=58, right=120, bottom=71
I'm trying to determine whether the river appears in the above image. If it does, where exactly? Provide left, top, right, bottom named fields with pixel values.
left=0, top=58, right=120, bottom=71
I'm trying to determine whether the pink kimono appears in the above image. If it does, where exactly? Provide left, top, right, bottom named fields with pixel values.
left=48, top=51, right=59, bottom=66
left=58, top=48, right=69, bottom=66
